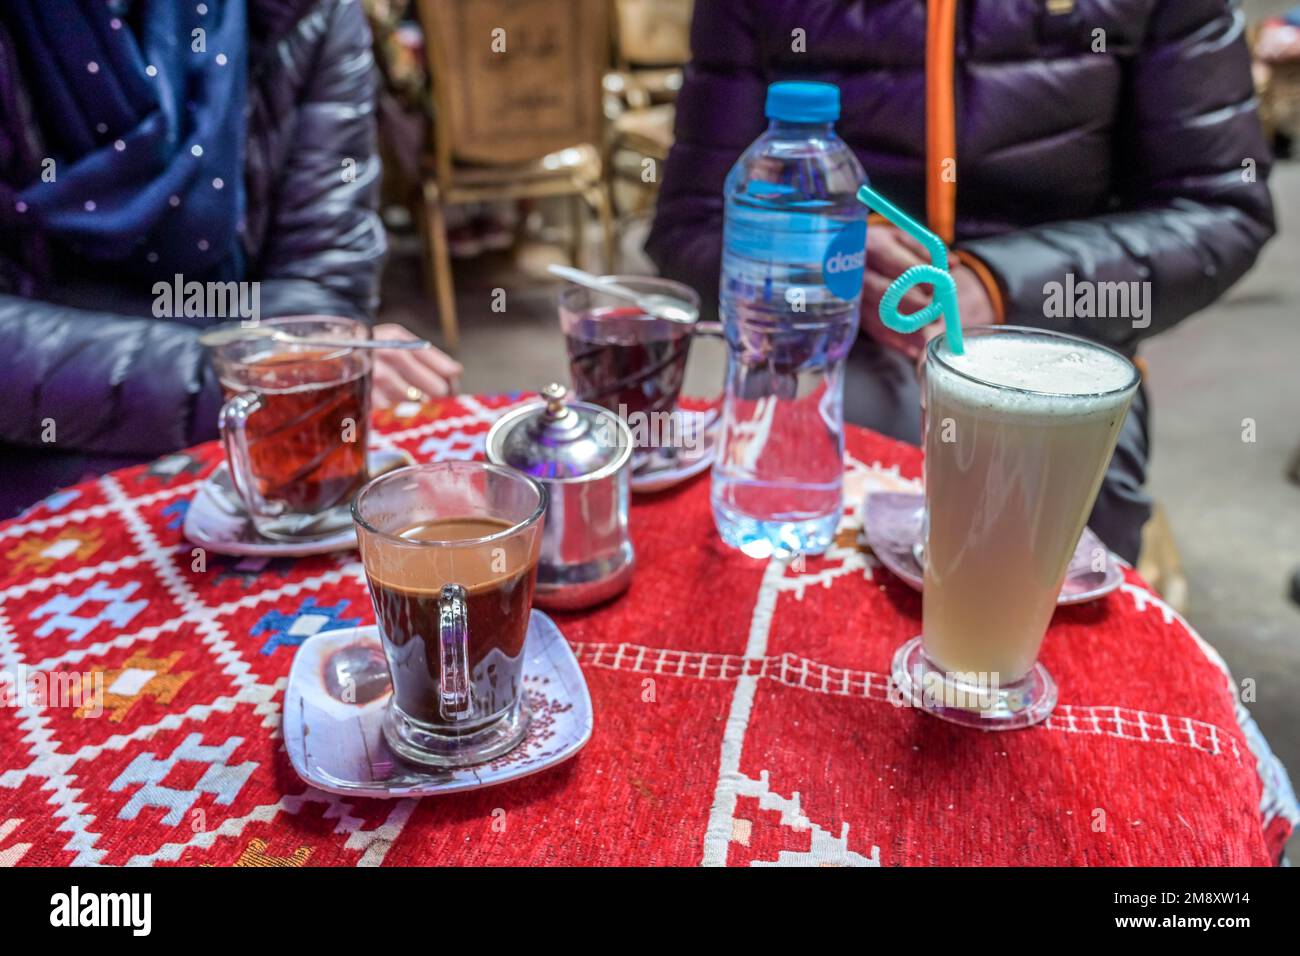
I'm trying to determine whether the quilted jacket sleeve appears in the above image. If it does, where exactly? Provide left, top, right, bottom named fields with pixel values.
left=0, top=0, right=385, bottom=456
left=960, top=0, right=1274, bottom=351
left=255, top=0, right=387, bottom=320
left=0, top=297, right=223, bottom=454
left=643, top=0, right=767, bottom=307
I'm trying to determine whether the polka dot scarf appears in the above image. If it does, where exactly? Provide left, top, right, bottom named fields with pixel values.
left=0, top=0, right=248, bottom=290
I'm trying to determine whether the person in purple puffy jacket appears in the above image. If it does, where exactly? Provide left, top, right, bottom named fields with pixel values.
left=647, top=0, right=1276, bottom=563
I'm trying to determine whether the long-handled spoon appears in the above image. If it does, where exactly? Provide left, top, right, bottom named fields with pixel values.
left=547, top=264, right=697, bottom=324
left=199, top=325, right=432, bottom=350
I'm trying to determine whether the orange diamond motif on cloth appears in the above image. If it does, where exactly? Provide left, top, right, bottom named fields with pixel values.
left=75, top=651, right=193, bottom=722
left=231, top=838, right=314, bottom=867
left=6, top=528, right=104, bottom=575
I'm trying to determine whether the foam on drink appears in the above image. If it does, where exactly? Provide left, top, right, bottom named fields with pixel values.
left=932, top=333, right=1136, bottom=419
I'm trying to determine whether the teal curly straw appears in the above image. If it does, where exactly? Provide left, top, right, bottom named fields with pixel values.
left=856, top=184, right=964, bottom=355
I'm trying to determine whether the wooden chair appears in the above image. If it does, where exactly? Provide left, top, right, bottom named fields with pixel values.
left=607, top=0, right=692, bottom=109
left=605, top=0, right=692, bottom=220
left=1137, top=503, right=1189, bottom=615
left=416, top=0, right=615, bottom=350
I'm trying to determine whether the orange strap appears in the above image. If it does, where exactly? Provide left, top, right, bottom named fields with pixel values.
left=925, top=0, right=958, bottom=245
left=953, top=249, right=1006, bottom=324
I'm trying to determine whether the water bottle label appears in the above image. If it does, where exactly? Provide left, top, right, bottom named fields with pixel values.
left=822, top=220, right=867, bottom=301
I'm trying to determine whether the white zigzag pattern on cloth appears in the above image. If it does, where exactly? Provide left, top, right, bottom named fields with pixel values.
left=0, top=480, right=199, bottom=542
left=571, top=641, right=1247, bottom=765
left=1, top=556, right=145, bottom=601
left=736, top=770, right=881, bottom=867
left=0, top=817, right=31, bottom=866
left=1118, top=582, right=1300, bottom=830
left=0, top=417, right=502, bottom=866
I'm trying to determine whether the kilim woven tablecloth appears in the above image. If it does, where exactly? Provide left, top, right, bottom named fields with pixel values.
left=1, top=393, right=1296, bottom=866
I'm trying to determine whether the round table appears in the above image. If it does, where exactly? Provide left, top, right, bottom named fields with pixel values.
left=0, top=393, right=1293, bottom=866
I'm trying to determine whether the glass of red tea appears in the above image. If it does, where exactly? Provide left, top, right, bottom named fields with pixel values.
left=352, top=461, right=546, bottom=768
left=208, top=316, right=372, bottom=540
left=559, top=277, right=712, bottom=467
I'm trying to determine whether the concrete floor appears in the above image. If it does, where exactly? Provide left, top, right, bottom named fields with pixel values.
left=380, top=162, right=1300, bottom=859
left=1142, top=163, right=1300, bottom=857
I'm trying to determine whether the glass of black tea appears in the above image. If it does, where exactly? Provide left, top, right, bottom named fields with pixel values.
left=209, top=315, right=372, bottom=541
left=352, top=461, right=546, bottom=768
left=559, top=277, right=710, bottom=468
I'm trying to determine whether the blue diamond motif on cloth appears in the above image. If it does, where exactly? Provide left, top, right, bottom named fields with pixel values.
left=109, top=733, right=257, bottom=826
left=30, top=581, right=148, bottom=643
left=39, top=489, right=81, bottom=514
left=251, top=596, right=361, bottom=655
left=162, top=498, right=190, bottom=530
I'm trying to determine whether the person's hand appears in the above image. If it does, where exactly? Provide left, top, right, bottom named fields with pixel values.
left=369, top=323, right=463, bottom=406
left=1256, top=22, right=1300, bottom=64
left=860, top=224, right=996, bottom=362
left=860, top=224, right=933, bottom=359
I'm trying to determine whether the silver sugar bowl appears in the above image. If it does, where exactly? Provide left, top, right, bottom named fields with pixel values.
left=486, top=383, right=635, bottom=610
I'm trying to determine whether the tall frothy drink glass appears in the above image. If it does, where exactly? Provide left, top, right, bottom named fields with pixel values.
left=891, top=326, right=1139, bottom=729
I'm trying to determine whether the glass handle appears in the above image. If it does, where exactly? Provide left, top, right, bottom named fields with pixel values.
left=219, top=391, right=265, bottom=517
left=437, top=583, right=472, bottom=721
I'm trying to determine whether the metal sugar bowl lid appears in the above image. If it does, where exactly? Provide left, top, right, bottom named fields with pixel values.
left=487, top=383, right=633, bottom=481
left=486, top=384, right=636, bottom=611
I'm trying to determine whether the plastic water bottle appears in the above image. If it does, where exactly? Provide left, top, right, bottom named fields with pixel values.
left=712, top=81, right=868, bottom=558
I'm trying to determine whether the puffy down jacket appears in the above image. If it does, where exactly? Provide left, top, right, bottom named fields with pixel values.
left=0, top=0, right=385, bottom=513
left=647, top=0, right=1275, bottom=346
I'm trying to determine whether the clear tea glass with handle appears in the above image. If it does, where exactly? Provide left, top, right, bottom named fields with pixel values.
left=208, top=316, right=373, bottom=540
left=559, top=276, right=718, bottom=468
left=352, top=461, right=546, bottom=768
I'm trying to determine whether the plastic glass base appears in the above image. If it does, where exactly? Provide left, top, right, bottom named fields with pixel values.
left=382, top=698, right=530, bottom=768
left=890, top=637, right=1057, bottom=730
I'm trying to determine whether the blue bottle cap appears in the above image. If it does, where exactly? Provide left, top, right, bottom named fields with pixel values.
left=764, top=81, right=840, bottom=123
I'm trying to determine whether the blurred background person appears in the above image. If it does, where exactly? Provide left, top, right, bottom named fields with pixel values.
left=647, top=0, right=1276, bottom=563
left=0, top=0, right=459, bottom=517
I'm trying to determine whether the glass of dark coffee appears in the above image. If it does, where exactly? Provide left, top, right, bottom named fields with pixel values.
left=559, top=277, right=713, bottom=469
left=352, top=461, right=545, bottom=768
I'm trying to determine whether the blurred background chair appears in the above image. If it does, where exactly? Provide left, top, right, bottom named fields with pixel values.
left=1252, top=9, right=1300, bottom=157
left=415, top=0, right=614, bottom=350
left=604, top=0, right=692, bottom=223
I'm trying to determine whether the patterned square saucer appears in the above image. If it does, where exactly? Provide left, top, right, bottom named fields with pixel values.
left=283, top=611, right=593, bottom=798
left=183, top=448, right=411, bottom=558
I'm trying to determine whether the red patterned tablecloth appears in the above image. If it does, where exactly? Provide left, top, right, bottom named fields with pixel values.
left=0, top=393, right=1294, bottom=866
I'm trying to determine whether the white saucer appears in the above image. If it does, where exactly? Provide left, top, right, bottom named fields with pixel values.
left=182, top=448, right=412, bottom=558
left=861, top=490, right=1123, bottom=606
left=282, top=612, right=593, bottom=798
left=630, top=408, right=718, bottom=494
